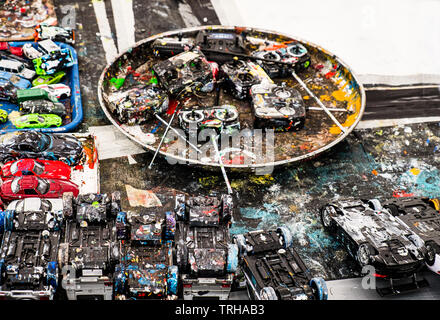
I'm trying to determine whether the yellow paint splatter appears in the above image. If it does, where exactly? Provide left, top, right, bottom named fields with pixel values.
left=199, top=176, right=219, bottom=187
left=320, top=95, right=331, bottom=101
left=410, top=168, right=421, bottom=175
left=249, top=174, right=274, bottom=185
left=332, top=90, right=349, bottom=101
left=303, top=95, right=310, bottom=100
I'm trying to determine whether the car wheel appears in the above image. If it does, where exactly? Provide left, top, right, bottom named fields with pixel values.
left=356, top=243, right=371, bottom=267
left=260, top=287, right=278, bottom=300
left=425, top=241, right=437, bottom=266
left=233, top=234, right=247, bottom=258
left=385, top=204, right=400, bottom=217
left=277, top=226, right=293, bottom=249
left=368, top=199, right=382, bottom=211
left=320, top=205, right=337, bottom=231
left=310, top=277, right=328, bottom=300
left=181, top=110, right=204, bottom=124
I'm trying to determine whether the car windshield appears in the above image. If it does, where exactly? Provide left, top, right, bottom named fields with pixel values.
left=10, top=161, right=19, bottom=174
left=37, top=116, right=45, bottom=123
left=32, top=161, right=45, bottom=175
left=9, top=75, right=20, bottom=84
left=38, top=133, right=51, bottom=151
left=11, top=177, right=21, bottom=193
left=17, top=64, right=24, bottom=72
left=36, top=178, right=49, bottom=194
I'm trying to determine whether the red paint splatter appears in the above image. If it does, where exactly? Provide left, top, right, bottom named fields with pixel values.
left=166, top=100, right=179, bottom=115
left=325, top=71, right=336, bottom=79
left=393, top=190, right=414, bottom=198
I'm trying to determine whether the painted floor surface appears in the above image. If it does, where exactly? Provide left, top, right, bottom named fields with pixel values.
left=48, top=0, right=440, bottom=286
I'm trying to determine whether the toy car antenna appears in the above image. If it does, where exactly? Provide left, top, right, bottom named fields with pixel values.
left=210, top=134, right=233, bottom=195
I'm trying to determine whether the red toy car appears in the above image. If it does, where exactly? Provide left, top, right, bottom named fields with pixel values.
left=0, top=176, right=79, bottom=201
left=1, top=158, right=71, bottom=181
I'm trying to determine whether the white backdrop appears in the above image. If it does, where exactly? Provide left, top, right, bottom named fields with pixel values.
left=211, top=0, right=440, bottom=86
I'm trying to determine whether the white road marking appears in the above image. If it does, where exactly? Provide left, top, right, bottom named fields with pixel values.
left=110, top=0, right=136, bottom=53
left=356, top=117, right=440, bottom=130
left=178, top=0, right=201, bottom=27
left=89, top=125, right=146, bottom=160
left=91, top=0, right=118, bottom=63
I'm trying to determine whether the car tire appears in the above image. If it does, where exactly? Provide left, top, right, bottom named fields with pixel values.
left=181, top=110, right=204, bottom=124
left=233, top=234, right=247, bottom=258
left=356, top=243, right=371, bottom=267
left=260, top=287, right=278, bottom=300
left=425, top=241, right=437, bottom=267
left=226, top=243, right=239, bottom=273
left=368, top=199, right=382, bottom=211
left=215, top=106, right=239, bottom=122
left=310, top=277, right=328, bottom=300
left=277, top=226, right=293, bottom=249
left=320, top=205, right=337, bottom=231
left=385, top=204, right=400, bottom=217
left=62, top=192, right=75, bottom=219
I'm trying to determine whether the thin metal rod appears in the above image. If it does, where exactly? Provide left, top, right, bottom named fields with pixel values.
left=148, top=109, right=179, bottom=169
left=291, top=71, right=347, bottom=133
left=154, top=113, right=202, bottom=154
left=211, top=135, right=233, bottom=195
left=308, top=107, right=348, bottom=112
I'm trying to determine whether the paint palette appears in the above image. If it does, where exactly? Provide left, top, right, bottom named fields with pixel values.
left=98, top=26, right=366, bottom=172
left=0, top=41, right=83, bottom=133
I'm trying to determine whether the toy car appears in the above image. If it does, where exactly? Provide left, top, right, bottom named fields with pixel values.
left=33, top=48, right=74, bottom=76
left=1, top=158, right=71, bottom=180
left=114, top=208, right=178, bottom=299
left=0, top=109, right=7, bottom=123
left=34, top=24, right=75, bottom=45
left=0, top=71, right=32, bottom=90
left=250, top=82, right=306, bottom=131
left=107, top=84, right=169, bottom=125
left=59, top=192, right=121, bottom=300
left=0, top=59, right=35, bottom=80
left=34, top=83, right=71, bottom=99
left=178, top=105, right=240, bottom=136
left=16, top=88, right=59, bottom=104
left=14, top=113, right=63, bottom=129
left=152, top=36, right=195, bottom=58
left=0, top=80, right=18, bottom=103
left=234, top=228, right=328, bottom=300
left=195, top=30, right=246, bottom=63
left=174, top=193, right=238, bottom=300
left=0, top=176, right=79, bottom=201
left=320, top=198, right=430, bottom=295
left=32, top=71, right=66, bottom=87
left=153, top=50, right=215, bottom=96
left=381, top=197, right=440, bottom=276
left=221, top=59, right=273, bottom=100
left=0, top=203, right=62, bottom=300
left=22, top=43, right=43, bottom=60
left=0, top=131, right=84, bottom=166
left=252, top=42, right=311, bottom=77
left=19, top=99, right=67, bottom=118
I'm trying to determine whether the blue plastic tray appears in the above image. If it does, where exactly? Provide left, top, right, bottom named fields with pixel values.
left=0, top=41, right=83, bottom=133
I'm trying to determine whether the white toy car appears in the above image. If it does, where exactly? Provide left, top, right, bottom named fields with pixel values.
left=34, top=83, right=71, bottom=99
left=22, top=43, right=43, bottom=60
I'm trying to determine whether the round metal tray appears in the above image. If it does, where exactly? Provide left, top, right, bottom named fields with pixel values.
left=98, top=26, right=365, bottom=172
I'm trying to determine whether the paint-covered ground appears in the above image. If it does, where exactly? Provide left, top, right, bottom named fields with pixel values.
left=48, top=1, right=440, bottom=282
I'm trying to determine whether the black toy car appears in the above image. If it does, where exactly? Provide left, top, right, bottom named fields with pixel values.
left=0, top=79, right=18, bottom=103
left=20, top=99, right=67, bottom=118
left=0, top=132, right=84, bottom=166
left=320, top=198, right=430, bottom=295
left=174, top=194, right=238, bottom=300
left=252, top=42, right=311, bottom=77
left=178, top=105, right=240, bottom=137
left=220, top=59, right=272, bottom=100
left=59, top=192, right=121, bottom=300
left=250, top=82, right=306, bottom=131
left=153, top=50, right=215, bottom=96
left=107, top=84, right=169, bottom=125
left=152, top=36, right=195, bottom=58
left=382, top=197, right=440, bottom=276
left=234, top=227, right=328, bottom=300
left=195, top=30, right=246, bottom=63
left=0, top=203, right=63, bottom=300
left=114, top=208, right=178, bottom=299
